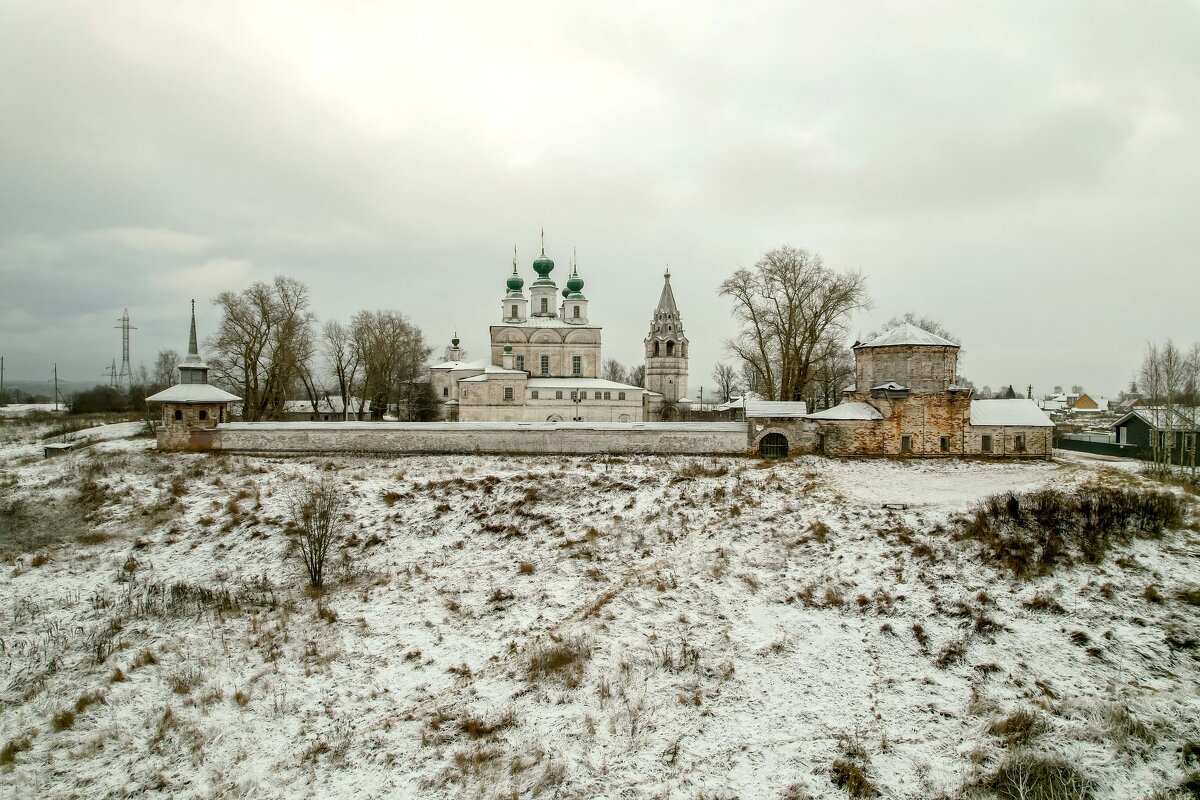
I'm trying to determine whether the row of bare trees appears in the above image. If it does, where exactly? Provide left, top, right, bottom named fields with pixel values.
left=205, top=276, right=432, bottom=421
left=1138, top=339, right=1200, bottom=477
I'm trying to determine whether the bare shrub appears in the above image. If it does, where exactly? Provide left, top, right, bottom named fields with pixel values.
left=1024, top=592, right=1066, bottom=614
left=1143, top=585, right=1162, bottom=604
left=677, top=461, right=730, bottom=479
left=1176, top=587, right=1200, bottom=606
left=459, top=707, right=517, bottom=739
left=0, top=735, right=32, bottom=766
left=51, top=709, right=76, bottom=731
left=956, top=487, right=1184, bottom=577
left=527, top=635, right=592, bottom=688
left=830, top=732, right=877, bottom=797
left=288, top=477, right=345, bottom=588
left=935, top=637, right=968, bottom=669
left=987, top=709, right=1048, bottom=747
left=517, top=561, right=535, bottom=575
left=74, top=690, right=106, bottom=714
left=911, top=623, right=930, bottom=653
left=987, top=749, right=1093, bottom=799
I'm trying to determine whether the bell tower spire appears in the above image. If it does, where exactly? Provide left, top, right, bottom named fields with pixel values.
left=644, top=268, right=689, bottom=415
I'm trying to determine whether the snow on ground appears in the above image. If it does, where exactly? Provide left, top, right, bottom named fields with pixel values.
left=0, top=444, right=1197, bottom=800
left=0, top=404, right=62, bottom=418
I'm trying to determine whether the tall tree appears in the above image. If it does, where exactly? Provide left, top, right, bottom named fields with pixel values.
left=602, top=359, right=629, bottom=384
left=710, top=362, right=738, bottom=403
left=321, top=320, right=360, bottom=420
left=351, top=310, right=431, bottom=420
left=208, top=276, right=316, bottom=421
left=628, top=364, right=646, bottom=388
left=807, top=334, right=855, bottom=410
left=152, top=349, right=180, bottom=391
left=720, top=245, right=870, bottom=401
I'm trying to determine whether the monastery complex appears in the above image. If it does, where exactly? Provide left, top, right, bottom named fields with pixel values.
left=147, top=242, right=1054, bottom=459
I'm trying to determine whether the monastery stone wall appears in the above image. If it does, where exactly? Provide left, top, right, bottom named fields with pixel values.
left=205, top=422, right=749, bottom=455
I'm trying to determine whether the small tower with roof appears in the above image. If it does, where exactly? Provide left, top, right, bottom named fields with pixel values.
left=562, top=250, right=589, bottom=324
left=644, top=268, right=689, bottom=415
left=146, top=300, right=240, bottom=451
left=502, top=246, right=527, bottom=323
left=528, top=230, right=559, bottom=318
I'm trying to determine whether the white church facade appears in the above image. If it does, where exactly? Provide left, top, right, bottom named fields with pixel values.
left=429, top=242, right=689, bottom=423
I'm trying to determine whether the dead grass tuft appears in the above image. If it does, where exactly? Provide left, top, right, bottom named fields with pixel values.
left=527, top=634, right=592, bottom=688
left=987, top=709, right=1048, bottom=747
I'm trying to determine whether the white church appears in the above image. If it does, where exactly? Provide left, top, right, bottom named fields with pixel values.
left=430, top=241, right=689, bottom=422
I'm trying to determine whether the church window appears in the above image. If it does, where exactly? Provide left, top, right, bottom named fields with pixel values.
left=901, top=435, right=912, bottom=453
left=981, top=435, right=993, bottom=453
left=573, top=305, right=580, bottom=318
left=570, top=391, right=578, bottom=401
left=618, top=392, right=625, bottom=400
left=668, top=325, right=672, bottom=331
left=443, top=387, right=449, bottom=397
left=540, top=298, right=548, bottom=313
left=555, top=391, right=563, bottom=399
left=511, top=304, right=517, bottom=318
left=515, top=355, right=524, bottom=371
left=571, top=355, right=582, bottom=376
left=603, top=392, right=611, bottom=400
left=940, top=436, right=950, bottom=452
left=174, top=409, right=182, bottom=421
left=653, top=341, right=660, bottom=357
left=666, top=341, right=675, bottom=356
left=199, top=409, right=208, bottom=421
left=531, top=391, right=539, bottom=399
left=1014, top=434, right=1026, bottom=452
left=540, top=355, right=549, bottom=375
left=504, top=387, right=514, bottom=400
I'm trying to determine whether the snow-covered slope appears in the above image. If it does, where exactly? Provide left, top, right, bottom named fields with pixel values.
left=1, top=447, right=1196, bottom=799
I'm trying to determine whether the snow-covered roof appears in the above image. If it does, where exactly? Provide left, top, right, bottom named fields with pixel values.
left=429, top=358, right=488, bottom=371
left=745, top=400, right=808, bottom=418
left=146, top=384, right=241, bottom=403
left=855, top=323, right=959, bottom=349
left=806, top=402, right=884, bottom=421
left=526, top=378, right=647, bottom=391
left=714, top=393, right=763, bottom=412
left=1112, top=406, right=1200, bottom=431
left=220, top=421, right=746, bottom=433
left=870, top=382, right=908, bottom=392
left=969, top=399, right=1054, bottom=427
left=282, top=397, right=368, bottom=414
left=457, top=365, right=529, bottom=382
left=490, top=319, right=600, bottom=330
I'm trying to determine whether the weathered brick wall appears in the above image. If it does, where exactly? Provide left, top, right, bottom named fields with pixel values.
left=830, top=391, right=972, bottom=456
left=207, top=422, right=750, bottom=455
left=855, top=345, right=959, bottom=392
left=747, top=419, right=820, bottom=454
left=459, top=395, right=643, bottom=423
left=156, top=403, right=223, bottom=451
left=964, top=426, right=1053, bottom=457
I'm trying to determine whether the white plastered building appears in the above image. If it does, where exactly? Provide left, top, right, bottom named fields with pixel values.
left=429, top=242, right=679, bottom=422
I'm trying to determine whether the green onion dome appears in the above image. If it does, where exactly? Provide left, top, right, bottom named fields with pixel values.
left=506, top=265, right=524, bottom=292
left=566, top=265, right=584, bottom=295
left=532, top=253, right=554, bottom=277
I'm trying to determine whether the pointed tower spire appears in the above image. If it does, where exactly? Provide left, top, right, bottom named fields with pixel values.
left=655, top=269, right=680, bottom=317
left=188, top=298, right=199, bottom=356
left=540, top=228, right=545, bottom=256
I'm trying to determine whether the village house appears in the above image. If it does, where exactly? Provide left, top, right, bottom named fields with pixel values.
left=1111, top=406, right=1199, bottom=466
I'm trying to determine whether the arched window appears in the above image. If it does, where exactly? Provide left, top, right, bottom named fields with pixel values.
left=515, top=355, right=524, bottom=371
left=653, top=341, right=660, bottom=357
left=573, top=305, right=580, bottom=318
left=511, top=304, right=518, bottom=318
left=540, top=355, right=549, bottom=375
left=759, top=433, right=789, bottom=459
left=666, top=341, right=675, bottom=356
left=540, top=298, right=548, bottom=313
left=199, top=409, right=207, bottom=421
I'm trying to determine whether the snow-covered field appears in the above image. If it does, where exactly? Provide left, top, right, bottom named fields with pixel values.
left=1, top=432, right=1197, bottom=799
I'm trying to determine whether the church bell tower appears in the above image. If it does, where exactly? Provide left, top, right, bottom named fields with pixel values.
left=644, top=269, right=688, bottom=410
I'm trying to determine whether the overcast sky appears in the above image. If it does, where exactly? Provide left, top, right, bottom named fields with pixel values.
left=2, top=1, right=1198, bottom=397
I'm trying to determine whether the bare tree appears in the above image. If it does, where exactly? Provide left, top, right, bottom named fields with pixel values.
left=979, top=385, right=995, bottom=399
left=720, top=246, right=870, bottom=401
left=807, top=334, right=855, bottom=410
left=628, top=364, right=646, bottom=388
left=152, top=349, right=180, bottom=391
left=711, top=362, right=738, bottom=403
left=351, top=310, right=432, bottom=420
left=321, top=320, right=360, bottom=420
left=207, top=276, right=316, bottom=421
left=602, top=359, right=629, bottom=384
left=288, top=477, right=344, bottom=588
left=1071, top=384, right=1084, bottom=395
